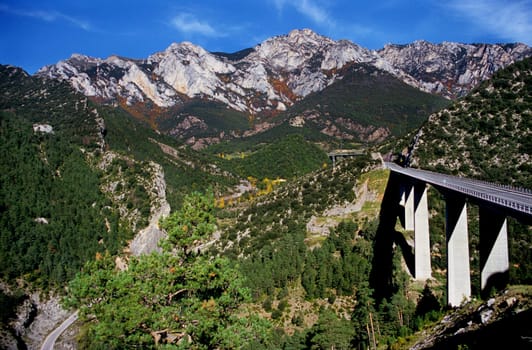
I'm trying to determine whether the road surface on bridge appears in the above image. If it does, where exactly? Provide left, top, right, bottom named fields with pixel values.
left=385, top=162, right=532, bottom=216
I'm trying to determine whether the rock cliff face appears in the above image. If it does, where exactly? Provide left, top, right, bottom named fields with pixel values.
left=128, top=161, right=171, bottom=256
left=0, top=286, right=70, bottom=350
left=410, top=287, right=532, bottom=350
left=36, top=29, right=531, bottom=117
left=378, top=40, right=532, bottom=98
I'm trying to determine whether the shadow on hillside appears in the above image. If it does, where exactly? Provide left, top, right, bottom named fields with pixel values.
left=429, top=308, right=532, bottom=350
left=369, top=171, right=415, bottom=302
left=482, top=271, right=510, bottom=299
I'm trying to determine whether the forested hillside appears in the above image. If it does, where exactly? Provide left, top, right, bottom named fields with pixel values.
left=0, top=66, right=123, bottom=287
left=67, top=158, right=438, bottom=349
left=215, top=134, right=330, bottom=180
left=283, top=63, right=450, bottom=141
left=411, top=57, right=531, bottom=188
left=405, top=57, right=532, bottom=287
left=1, top=55, right=531, bottom=349
left=0, top=112, right=122, bottom=286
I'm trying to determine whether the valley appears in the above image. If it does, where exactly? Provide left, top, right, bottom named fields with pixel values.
left=0, top=30, right=531, bottom=350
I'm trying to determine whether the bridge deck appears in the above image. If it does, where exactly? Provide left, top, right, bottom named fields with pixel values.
left=386, top=162, right=532, bottom=218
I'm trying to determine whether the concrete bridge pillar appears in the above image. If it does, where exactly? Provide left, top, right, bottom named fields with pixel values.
left=446, top=195, right=471, bottom=307
left=414, top=182, right=431, bottom=280
left=479, top=207, right=509, bottom=295
left=400, top=183, right=415, bottom=231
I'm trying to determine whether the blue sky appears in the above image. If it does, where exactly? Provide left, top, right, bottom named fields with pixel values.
left=1, top=0, right=531, bottom=74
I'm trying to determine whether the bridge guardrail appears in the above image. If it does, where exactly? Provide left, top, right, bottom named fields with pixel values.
left=386, top=163, right=532, bottom=216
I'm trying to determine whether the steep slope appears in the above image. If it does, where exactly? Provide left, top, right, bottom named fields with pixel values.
left=0, top=64, right=243, bottom=348
left=35, top=30, right=531, bottom=147
left=281, top=63, right=450, bottom=142
left=0, top=65, right=104, bottom=148
left=0, top=64, right=123, bottom=286
left=379, top=40, right=531, bottom=99
left=409, top=57, right=531, bottom=188
left=0, top=63, right=237, bottom=292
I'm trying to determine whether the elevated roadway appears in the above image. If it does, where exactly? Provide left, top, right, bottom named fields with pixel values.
left=384, top=162, right=531, bottom=306
left=386, top=162, right=532, bottom=223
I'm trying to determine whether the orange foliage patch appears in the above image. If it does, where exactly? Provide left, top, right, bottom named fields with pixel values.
left=269, top=78, right=298, bottom=101
left=117, top=96, right=170, bottom=130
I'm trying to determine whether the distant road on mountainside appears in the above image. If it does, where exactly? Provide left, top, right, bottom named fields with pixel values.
left=40, top=311, right=78, bottom=350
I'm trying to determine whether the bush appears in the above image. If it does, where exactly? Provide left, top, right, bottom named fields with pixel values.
left=262, top=297, right=273, bottom=312
left=271, top=309, right=283, bottom=320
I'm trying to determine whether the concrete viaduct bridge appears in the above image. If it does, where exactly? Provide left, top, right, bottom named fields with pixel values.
left=328, top=149, right=365, bottom=167
left=385, top=162, right=532, bottom=307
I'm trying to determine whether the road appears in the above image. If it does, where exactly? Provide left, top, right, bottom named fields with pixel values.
left=385, top=162, right=532, bottom=216
left=40, top=311, right=78, bottom=350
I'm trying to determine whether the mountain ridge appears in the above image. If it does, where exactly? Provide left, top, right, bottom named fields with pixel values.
left=1, top=34, right=531, bottom=350
left=36, top=29, right=531, bottom=117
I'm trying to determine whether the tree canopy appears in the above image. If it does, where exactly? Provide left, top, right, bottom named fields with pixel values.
left=66, top=192, right=273, bottom=349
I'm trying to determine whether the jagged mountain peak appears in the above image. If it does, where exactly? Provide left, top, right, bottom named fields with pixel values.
left=147, top=41, right=236, bottom=99
left=379, top=41, right=531, bottom=98
left=34, top=30, right=531, bottom=117
left=263, top=28, right=333, bottom=47
left=252, top=28, right=367, bottom=71
left=158, top=41, right=211, bottom=58
left=285, top=28, right=334, bottom=45
left=252, top=29, right=334, bottom=70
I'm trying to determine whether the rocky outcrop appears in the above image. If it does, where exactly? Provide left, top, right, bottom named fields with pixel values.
left=23, top=295, right=70, bottom=350
left=37, top=29, right=531, bottom=117
left=379, top=40, right=531, bottom=98
left=0, top=285, right=71, bottom=350
left=129, top=162, right=171, bottom=256
left=410, top=287, right=532, bottom=349
left=306, top=179, right=374, bottom=237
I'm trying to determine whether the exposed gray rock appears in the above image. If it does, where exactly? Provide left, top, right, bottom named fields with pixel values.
left=37, top=29, right=531, bottom=116
left=1, top=289, right=71, bottom=350
left=378, top=40, right=531, bottom=98
left=24, top=294, right=70, bottom=350
left=32, top=124, right=54, bottom=134
left=410, top=288, right=532, bottom=349
left=129, top=162, right=171, bottom=256
left=129, top=223, right=167, bottom=256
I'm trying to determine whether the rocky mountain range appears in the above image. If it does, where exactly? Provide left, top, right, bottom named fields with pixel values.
left=37, top=29, right=531, bottom=117
left=2, top=29, right=531, bottom=350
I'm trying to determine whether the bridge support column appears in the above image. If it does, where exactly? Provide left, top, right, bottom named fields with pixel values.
left=479, top=207, right=509, bottom=296
left=446, top=195, right=471, bottom=307
left=414, top=182, right=431, bottom=280
left=400, top=183, right=415, bottom=231
left=330, top=155, right=336, bottom=168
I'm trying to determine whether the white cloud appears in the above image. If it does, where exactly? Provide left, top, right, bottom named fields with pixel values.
left=0, top=4, right=91, bottom=31
left=170, top=13, right=224, bottom=37
left=298, top=0, right=330, bottom=25
left=271, top=0, right=334, bottom=26
left=446, top=0, right=532, bottom=43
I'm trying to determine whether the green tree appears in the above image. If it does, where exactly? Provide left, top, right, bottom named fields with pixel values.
left=160, top=191, right=217, bottom=258
left=352, top=282, right=376, bottom=349
left=66, top=192, right=272, bottom=349
left=308, top=308, right=355, bottom=349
